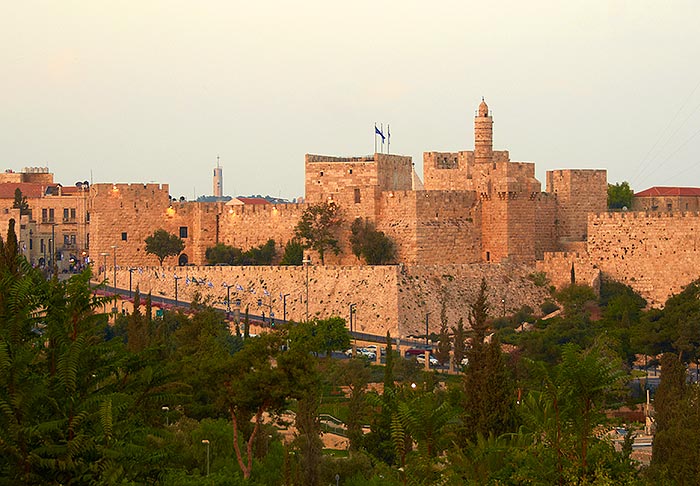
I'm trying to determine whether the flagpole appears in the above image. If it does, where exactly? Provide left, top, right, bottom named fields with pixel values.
left=381, top=123, right=384, bottom=154
left=374, top=122, right=377, bottom=154
left=387, top=124, right=390, bottom=154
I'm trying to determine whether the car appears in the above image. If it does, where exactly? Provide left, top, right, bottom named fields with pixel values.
left=416, top=354, right=439, bottom=366
left=405, top=348, right=429, bottom=357
left=358, top=348, right=376, bottom=360
left=364, top=344, right=386, bottom=356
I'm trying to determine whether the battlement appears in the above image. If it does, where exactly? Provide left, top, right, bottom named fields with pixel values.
left=224, top=201, right=307, bottom=217
left=589, top=210, right=700, bottom=221
left=306, top=154, right=375, bottom=163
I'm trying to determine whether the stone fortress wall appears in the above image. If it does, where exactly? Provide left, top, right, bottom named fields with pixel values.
left=113, top=262, right=551, bottom=337
left=13, top=98, right=700, bottom=335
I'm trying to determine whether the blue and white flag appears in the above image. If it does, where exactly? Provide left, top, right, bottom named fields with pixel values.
left=236, top=284, right=244, bottom=291
left=207, top=281, right=214, bottom=288
left=249, top=288, right=256, bottom=294
left=263, top=289, right=270, bottom=296
left=138, top=267, right=143, bottom=274
left=186, top=277, right=190, bottom=285
left=375, top=125, right=385, bottom=142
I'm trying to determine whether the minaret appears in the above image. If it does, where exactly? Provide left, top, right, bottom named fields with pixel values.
left=213, top=156, right=223, bottom=197
left=474, top=98, right=493, bottom=165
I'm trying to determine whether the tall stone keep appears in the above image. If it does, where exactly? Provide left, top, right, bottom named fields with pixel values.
left=474, top=98, right=493, bottom=165
left=213, top=157, right=223, bottom=197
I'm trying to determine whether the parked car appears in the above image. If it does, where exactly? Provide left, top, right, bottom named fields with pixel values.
left=364, top=344, right=385, bottom=355
left=416, top=354, right=439, bottom=366
left=405, top=348, right=430, bottom=357
left=358, top=348, right=376, bottom=360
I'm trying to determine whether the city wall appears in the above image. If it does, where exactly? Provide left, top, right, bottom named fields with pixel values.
left=537, top=211, right=700, bottom=307
left=111, top=263, right=552, bottom=337
left=585, top=211, right=700, bottom=305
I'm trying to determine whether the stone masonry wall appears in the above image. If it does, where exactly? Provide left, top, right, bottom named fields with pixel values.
left=546, top=169, right=607, bottom=242
left=536, top=251, right=602, bottom=293
left=586, top=211, right=700, bottom=306
left=112, top=262, right=552, bottom=338
left=422, top=151, right=474, bottom=191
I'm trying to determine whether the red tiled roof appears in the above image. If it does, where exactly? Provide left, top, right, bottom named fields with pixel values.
left=0, top=183, right=44, bottom=199
left=634, top=187, right=700, bottom=197
left=236, top=197, right=270, bottom=205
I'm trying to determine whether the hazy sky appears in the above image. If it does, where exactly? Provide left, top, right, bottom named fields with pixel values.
left=2, top=1, right=699, bottom=200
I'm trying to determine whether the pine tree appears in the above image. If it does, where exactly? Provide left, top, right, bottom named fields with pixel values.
left=435, top=299, right=451, bottom=365
left=452, top=317, right=467, bottom=366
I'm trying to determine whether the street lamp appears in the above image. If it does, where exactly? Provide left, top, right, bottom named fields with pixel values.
left=174, top=275, right=181, bottom=305
left=201, top=439, right=210, bottom=476
left=223, top=283, right=235, bottom=312
left=282, top=293, right=290, bottom=322
left=302, top=256, right=311, bottom=321
left=100, top=252, right=109, bottom=278
left=349, top=303, right=356, bottom=333
left=110, top=245, right=117, bottom=295
left=162, top=406, right=169, bottom=426
left=128, top=268, right=136, bottom=298
left=425, top=312, right=431, bottom=346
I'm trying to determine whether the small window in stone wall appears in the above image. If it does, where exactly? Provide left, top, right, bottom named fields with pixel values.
left=180, top=226, right=188, bottom=238
left=121, top=232, right=127, bottom=241
left=354, top=189, right=361, bottom=204
left=349, top=169, right=353, bottom=174
left=320, top=171, right=324, bottom=176
left=486, top=251, right=490, bottom=262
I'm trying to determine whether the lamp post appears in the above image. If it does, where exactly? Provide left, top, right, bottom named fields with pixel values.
left=110, top=245, right=117, bottom=295
left=302, top=256, right=311, bottom=321
left=282, top=293, right=290, bottom=322
left=100, top=252, right=109, bottom=278
left=349, top=303, right=356, bottom=333
left=201, top=439, right=210, bottom=476
left=174, top=275, right=181, bottom=306
left=128, top=268, right=135, bottom=298
left=425, top=312, right=431, bottom=346
left=501, top=297, right=506, bottom=317
left=162, top=406, right=169, bottom=426
left=223, top=283, right=234, bottom=312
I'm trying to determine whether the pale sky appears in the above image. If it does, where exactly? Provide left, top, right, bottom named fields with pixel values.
left=2, top=1, right=699, bottom=200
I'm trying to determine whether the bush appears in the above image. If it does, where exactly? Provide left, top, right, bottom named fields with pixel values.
left=540, top=300, right=559, bottom=316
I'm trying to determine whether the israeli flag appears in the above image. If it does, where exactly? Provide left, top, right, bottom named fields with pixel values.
left=263, top=289, right=270, bottom=296
left=236, top=284, right=244, bottom=291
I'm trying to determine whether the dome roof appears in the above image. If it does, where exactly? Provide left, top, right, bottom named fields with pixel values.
left=478, top=98, right=489, bottom=117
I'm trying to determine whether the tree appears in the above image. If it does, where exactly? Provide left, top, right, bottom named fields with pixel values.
left=12, top=188, right=29, bottom=215
left=349, top=217, right=396, bottom=265
left=205, top=242, right=242, bottom=265
left=280, top=239, right=304, bottom=265
left=607, top=181, right=633, bottom=210
left=649, top=352, right=700, bottom=483
left=452, top=317, right=467, bottom=367
left=435, top=300, right=451, bottom=365
left=288, top=316, right=351, bottom=357
left=144, top=229, right=185, bottom=265
left=459, top=279, right=515, bottom=442
left=242, top=239, right=276, bottom=265
left=294, top=202, right=343, bottom=264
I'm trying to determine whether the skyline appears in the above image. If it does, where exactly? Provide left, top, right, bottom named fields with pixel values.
left=2, top=1, right=699, bottom=200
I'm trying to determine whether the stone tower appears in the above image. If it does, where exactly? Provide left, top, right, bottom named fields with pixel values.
left=474, top=98, right=493, bottom=165
left=213, top=157, right=223, bottom=197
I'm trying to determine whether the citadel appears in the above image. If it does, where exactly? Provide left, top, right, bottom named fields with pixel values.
left=2, top=100, right=699, bottom=336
